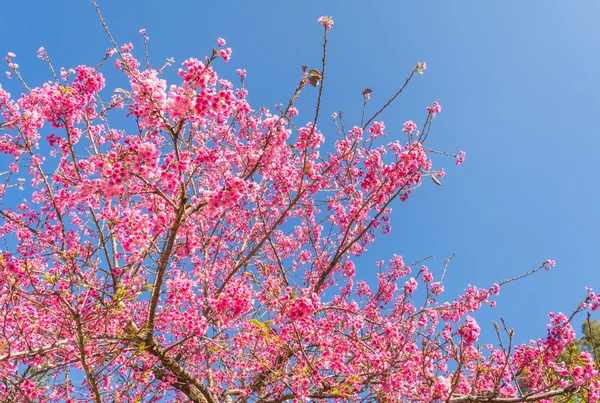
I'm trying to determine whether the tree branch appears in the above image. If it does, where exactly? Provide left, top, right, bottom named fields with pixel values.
left=0, top=339, right=69, bottom=362
left=450, top=384, right=576, bottom=403
left=145, top=193, right=188, bottom=342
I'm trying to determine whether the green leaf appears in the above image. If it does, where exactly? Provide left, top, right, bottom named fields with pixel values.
left=43, top=273, right=58, bottom=284
left=113, top=289, right=127, bottom=302
left=249, top=318, right=271, bottom=343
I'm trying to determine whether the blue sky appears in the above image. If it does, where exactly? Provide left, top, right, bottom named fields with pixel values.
left=1, top=0, right=599, bottom=346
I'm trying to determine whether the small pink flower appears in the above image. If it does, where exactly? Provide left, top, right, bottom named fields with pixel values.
left=217, top=37, right=226, bottom=47
left=121, top=43, right=134, bottom=53
left=403, top=120, right=417, bottom=134
left=139, top=28, right=146, bottom=35
left=5, top=72, right=12, bottom=79
left=220, top=48, right=232, bottom=63
left=421, top=266, right=433, bottom=282
left=236, top=69, right=246, bottom=79
left=286, top=297, right=315, bottom=321
left=405, top=277, right=418, bottom=294
left=544, top=259, right=556, bottom=271
left=426, top=101, right=442, bottom=117
left=434, top=376, right=451, bottom=400
left=7, top=52, right=15, bottom=58
left=431, top=282, right=444, bottom=295
left=318, top=16, right=334, bottom=29
left=456, top=150, right=466, bottom=165
left=367, top=121, right=385, bottom=138
left=458, top=316, right=481, bottom=345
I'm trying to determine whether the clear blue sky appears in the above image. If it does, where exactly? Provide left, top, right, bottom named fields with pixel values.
left=1, top=1, right=599, bottom=345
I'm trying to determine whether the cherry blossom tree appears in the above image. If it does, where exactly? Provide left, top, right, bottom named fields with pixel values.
left=0, top=4, right=598, bottom=403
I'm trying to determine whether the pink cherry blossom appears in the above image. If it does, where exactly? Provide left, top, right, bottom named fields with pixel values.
left=456, top=150, right=466, bottom=165
left=427, top=101, right=442, bottom=117
left=403, top=120, right=418, bottom=133
left=0, top=10, right=594, bottom=403
left=318, top=15, right=334, bottom=29
left=367, top=121, right=385, bottom=138
left=220, top=47, right=232, bottom=62
left=458, top=316, right=481, bottom=345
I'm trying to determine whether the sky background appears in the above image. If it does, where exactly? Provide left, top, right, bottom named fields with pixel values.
left=0, top=1, right=599, bottom=346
